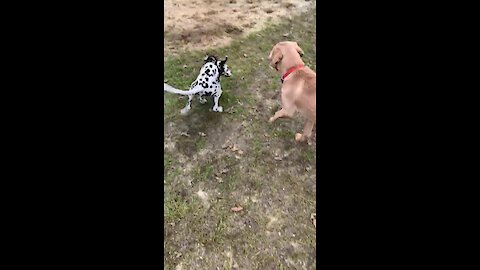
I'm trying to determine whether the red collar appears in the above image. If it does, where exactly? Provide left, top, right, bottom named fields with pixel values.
left=281, top=64, right=304, bottom=81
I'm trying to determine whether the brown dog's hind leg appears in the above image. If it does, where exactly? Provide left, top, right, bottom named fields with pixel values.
left=269, top=107, right=295, bottom=123
left=295, top=119, right=315, bottom=142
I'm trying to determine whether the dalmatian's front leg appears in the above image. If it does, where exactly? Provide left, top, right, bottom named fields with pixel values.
left=180, top=95, right=194, bottom=115
left=212, top=91, right=223, bottom=112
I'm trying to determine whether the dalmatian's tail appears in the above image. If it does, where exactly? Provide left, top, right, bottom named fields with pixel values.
left=164, top=83, right=203, bottom=95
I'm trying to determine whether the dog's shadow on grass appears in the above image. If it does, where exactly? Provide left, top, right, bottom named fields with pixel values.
left=175, top=106, right=225, bottom=157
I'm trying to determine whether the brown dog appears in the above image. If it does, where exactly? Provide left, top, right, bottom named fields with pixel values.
left=268, top=41, right=316, bottom=142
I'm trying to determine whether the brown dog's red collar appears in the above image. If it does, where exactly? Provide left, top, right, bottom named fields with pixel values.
left=281, top=64, right=304, bottom=83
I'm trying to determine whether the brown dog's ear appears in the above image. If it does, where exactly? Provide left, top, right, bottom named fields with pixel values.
left=268, top=46, right=283, bottom=69
left=294, top=42, right=304, bottom=57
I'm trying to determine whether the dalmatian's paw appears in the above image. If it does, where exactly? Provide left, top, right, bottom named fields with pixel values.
left=180, top=108, right=190, bottom=115
left=213, top=106, right=223, bottom=112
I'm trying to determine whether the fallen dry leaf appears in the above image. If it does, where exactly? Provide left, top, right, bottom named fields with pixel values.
left=198, top=132, right=206, bottom=137
left=222, top=142, right=231, bottom=149
left=180, top=132, right=190, bottom=137
left=311, top=213, right=316, bottom=228
left=231, top=205, right=243, bottom=212
left=230, top=144, right=245, bottom=156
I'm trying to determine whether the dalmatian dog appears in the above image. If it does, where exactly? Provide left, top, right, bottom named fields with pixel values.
left=164, top=55, right=232, bottom=115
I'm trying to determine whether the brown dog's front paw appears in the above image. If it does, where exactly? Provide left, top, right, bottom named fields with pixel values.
left=269, top=117, right=275, bottom=123
left=295, top=133, right=306, bottom=142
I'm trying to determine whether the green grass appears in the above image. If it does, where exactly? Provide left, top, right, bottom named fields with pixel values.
left=164, top=193, right=191, bottom=223
left=195, top=136, right=206, bottom=151
left=304, top=148, right=316, bottom=163
left=163, top=153, right=182, bottom=186
left=272, top=128, right=296, bottom=139
left=192, top=164, right=214, bottom=182
left=217, top=166, right=240, bottom=193
left=164, top=154, right=172, bottom=168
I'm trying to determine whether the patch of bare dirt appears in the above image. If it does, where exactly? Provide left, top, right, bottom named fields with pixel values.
left=164, top=0, right=314, bottom=54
